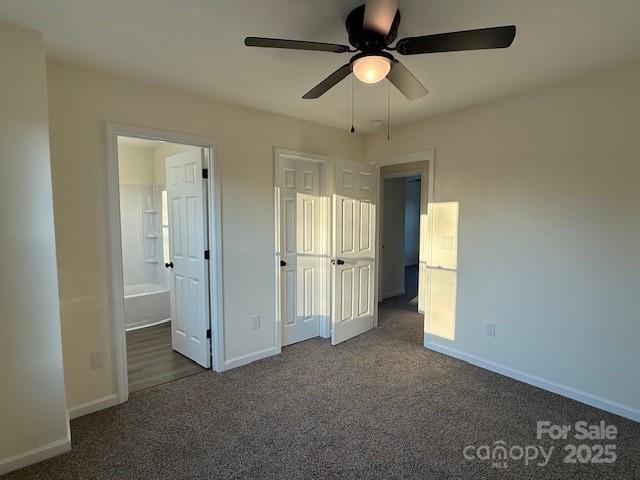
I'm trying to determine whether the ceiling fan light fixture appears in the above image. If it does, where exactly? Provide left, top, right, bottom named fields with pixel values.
left=246, top=3, right=516, bottom=101
left=352, top=55, right=392, bottom=84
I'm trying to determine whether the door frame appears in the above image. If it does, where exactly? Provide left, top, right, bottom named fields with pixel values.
left=106, top=123, right=224, bottom=404
left=273, top=148, right=331, bottom=353
left=376, top=150, right=434, bottom=326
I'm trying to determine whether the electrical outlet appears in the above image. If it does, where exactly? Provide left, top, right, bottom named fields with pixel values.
left=251, top=315, right=261, bottom=330
left=485, top=323, right=496, bottom=337
left=90, top=350, right=105, bottom=369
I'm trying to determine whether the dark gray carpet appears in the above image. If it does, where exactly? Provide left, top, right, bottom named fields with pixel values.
left=5, top=297, right=639, bottom=479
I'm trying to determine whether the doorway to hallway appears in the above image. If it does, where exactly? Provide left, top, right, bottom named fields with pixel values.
left=381, top=174, right=422, bottom=309
left=378, top=159, right=430, bottom=345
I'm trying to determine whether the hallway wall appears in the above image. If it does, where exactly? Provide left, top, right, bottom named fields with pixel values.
left=404, top=178, right=421, bottom=266
left=382, top=177, right=406, bottom=298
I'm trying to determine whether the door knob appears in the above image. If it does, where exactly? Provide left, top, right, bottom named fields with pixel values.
left=165, top=262, right=174, bottom=269
left=280, top=260, right=287, bottom=267
left=332, top=259, right=345, bottom=266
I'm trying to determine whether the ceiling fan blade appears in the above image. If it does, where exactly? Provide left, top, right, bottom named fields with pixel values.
left=396, top=25, right=516, bottom=55
left=387, top=61, right=428, bottom=101
left=245, top=37, right=350, bottom=53
left=302, top=64, right=352, bottom=99
left=363, top=0, right=399, bottom=36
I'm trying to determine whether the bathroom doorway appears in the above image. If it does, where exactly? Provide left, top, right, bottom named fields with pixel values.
left=107, top=126, right=222, bottom=398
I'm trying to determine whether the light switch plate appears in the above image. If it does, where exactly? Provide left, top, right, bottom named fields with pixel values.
left=251, top=315, right=261, bottom=330
left=90, top=350, right=105, bottom=369
left=440, top=235, right=454, bottom=250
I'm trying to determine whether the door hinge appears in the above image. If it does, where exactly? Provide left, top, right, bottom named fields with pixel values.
left=204, top=249, right=210, bottom=260
left=202, top=168, right=209, bottom=179
left=206, top=329, right=211, bottom=339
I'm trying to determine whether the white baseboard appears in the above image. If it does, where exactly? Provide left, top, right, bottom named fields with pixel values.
left=68, top=394, right=119, bottom=420
left=382, top=289, right=406, bottom=299
left=319, top=317, right=330, bottom=339
left=425, top=336, right=640, bottom=423
left=125, top=317, right=171, bottom=332
left=223, top=347, right=278, bottom=371
left=0, top=430, right=70, bottom=475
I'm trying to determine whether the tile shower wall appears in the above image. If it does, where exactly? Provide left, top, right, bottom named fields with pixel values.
left=119, top=184, right=166, bottom=286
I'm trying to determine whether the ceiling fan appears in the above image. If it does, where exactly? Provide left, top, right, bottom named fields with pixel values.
left=245, top=0, right=516, bottom=101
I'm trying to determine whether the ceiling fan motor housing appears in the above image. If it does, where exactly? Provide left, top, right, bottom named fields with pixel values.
left=346, top=4, right=401, bottom=54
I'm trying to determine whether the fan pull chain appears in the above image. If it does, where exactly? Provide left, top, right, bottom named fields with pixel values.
left=387, top=81, right=391, bottom=141
left=350, top=75, right=355, bottom=133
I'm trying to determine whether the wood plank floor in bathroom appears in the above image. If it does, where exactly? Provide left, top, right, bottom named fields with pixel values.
left=126, top=322, right=207, bottom=393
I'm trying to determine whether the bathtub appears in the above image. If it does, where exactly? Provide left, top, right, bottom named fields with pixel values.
left=123, top=283, right=171, bottom=331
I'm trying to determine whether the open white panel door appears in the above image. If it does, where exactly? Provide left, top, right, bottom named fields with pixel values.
left=165, top=149, right=211, bottom=368
left=332, top=159, right=377, bottom=345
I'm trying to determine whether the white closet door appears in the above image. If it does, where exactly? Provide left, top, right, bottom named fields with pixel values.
left=279, top=158, right=322, bottom=346
left=331, top=159, right=377, bottom=345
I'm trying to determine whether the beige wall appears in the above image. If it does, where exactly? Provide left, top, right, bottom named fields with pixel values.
left=118, top=141, right=196, bottom=186
left=153, top=143, right=198, bottom=186
left=117, top=145, right=156, bottom=185
left=41, top=45, right=640, bottom=422
left=46, top=60, right=365, bottom=410
left=366, top=61, right=640, bottom=416
left=0, top=22, right=69, bottom=473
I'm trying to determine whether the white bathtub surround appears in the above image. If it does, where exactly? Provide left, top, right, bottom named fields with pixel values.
left=123, top=283, right=171, bottom=331
left=119, top=184, right=166, bottom=287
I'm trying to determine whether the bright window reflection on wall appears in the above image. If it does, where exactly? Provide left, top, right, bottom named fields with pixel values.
left=425, top=201, right=459, bottom=342
left=161, top=189, right=170, bottom=264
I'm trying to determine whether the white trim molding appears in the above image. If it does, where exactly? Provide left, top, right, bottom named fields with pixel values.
left=223, top=347, right=279, bottom=371
left=68, top=394, right=119, bottom=420
left=0, top=424, right=71, bottom=476
left=381, top=289, right=406, bottom=299
left=378, top=150, right=434, bottom=167
left=426, top=338, right=640, bottom=423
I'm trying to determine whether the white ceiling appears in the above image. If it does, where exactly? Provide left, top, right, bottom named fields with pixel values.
left=1, top=0, right=640, bottom=133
